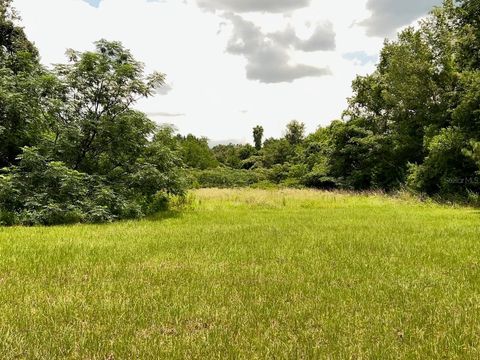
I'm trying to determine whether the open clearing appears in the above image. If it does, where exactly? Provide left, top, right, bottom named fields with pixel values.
left=1, top=189, right=480, bottom=359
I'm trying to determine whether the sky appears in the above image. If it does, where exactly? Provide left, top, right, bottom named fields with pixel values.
left=13, top=0, right=441, bottom=143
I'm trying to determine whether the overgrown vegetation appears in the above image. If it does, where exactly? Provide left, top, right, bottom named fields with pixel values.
left=1, top=0, right=480, bottom=225
left=182, top=0, right=480, bottom=199
left=0, top=0, right=185, bottom=225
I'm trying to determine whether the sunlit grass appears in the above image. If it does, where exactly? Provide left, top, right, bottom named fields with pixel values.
left=1, top=188, right=479, bottom=359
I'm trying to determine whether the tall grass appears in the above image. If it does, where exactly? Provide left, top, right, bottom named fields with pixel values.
left=1, top=189, right=479, bottom=359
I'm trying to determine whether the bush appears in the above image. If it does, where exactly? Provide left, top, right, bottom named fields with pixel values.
left=406, top=128, right=479, bottom=195
left=0, top=147, right=184, bottom=226
left=189, top=168, right=268, bottom=188
left=267, top=164, right=290, bottom=184
left=302, top=172, right=338, bottom=189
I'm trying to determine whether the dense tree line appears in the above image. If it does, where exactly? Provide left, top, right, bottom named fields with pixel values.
left=1, top=0, right=479, bottom=225
left=186, top=0, right=480, bottom=199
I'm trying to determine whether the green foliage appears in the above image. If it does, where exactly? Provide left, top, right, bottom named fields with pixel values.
left=453, top=71, right=480, bottom=135
left=456, top=0, right=480, bottom=69
left=0, top=145, right=186, bottom=226
left=267, top=163, right=291, bottom=184
left=212, top=144, right=242, bottom=168
left=465, top=140, right=480, bottom=169
left=212, top=143, right=257, bottom=169
left=253, top=125, right=264, bottom=150
left=0, top=31, right=186, bottom=225
left=285, top=120, right=305, bottom=146
left=261, top=138, right=294, bottom=167
left=334, top=1, right=479, bottom=195
left=51, top=40, right=164, bottom=173
left=189, top=168, right=267, bottom=188
left=407, top=128, right=478, bottom=195
left=0, top=0, right=48, bottom=168
left=178, top=134, right=218, bottom=170
left=0, top=147, right=110, bottom=225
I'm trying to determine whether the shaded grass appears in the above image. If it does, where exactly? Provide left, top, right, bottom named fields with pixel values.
left=1, top=188, right=480, bottom=359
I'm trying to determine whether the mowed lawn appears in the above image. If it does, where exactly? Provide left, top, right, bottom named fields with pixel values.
left=1, top=189, right=480, bottom=359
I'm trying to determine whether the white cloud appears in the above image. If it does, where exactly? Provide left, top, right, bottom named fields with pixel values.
left=223, top=13, right=332, bottom=83
left=196, top=0, right=310, bottom=13
left=360, top=0, right=442, bottom=37
left=12, top=0, right=434, bottom=141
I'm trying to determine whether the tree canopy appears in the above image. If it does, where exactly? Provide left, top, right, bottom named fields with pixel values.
left=0, top=1, right=185, bottom=225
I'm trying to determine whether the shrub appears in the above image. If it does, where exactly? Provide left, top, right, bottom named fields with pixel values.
left=189, top=168, right=268, bottom=188
left=407, top=128, right=479, bottom=195
left=0, top=147, right=184, bottom=225
left=302, top=172, right=338, bottom=189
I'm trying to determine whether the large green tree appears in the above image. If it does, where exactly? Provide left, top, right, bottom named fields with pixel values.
left=285, top=120, right=305, bottom=146
left=341, top=0, right=480, bottom=194
left=50, top=40, right=165, bottom=174
left=0, top=0, right=50, bottom=167
left=0, top=38, right=186, bottom=225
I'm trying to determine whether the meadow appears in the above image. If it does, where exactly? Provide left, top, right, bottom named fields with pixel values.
left=1, top=188, right=480, bottom=359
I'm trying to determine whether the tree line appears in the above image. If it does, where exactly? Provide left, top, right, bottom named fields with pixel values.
left=1, top=0, right=479, bottom=225
left=185, top=0, right=480, bottom=198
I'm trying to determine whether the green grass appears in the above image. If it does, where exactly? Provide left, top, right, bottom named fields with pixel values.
left=1, top=188, right=480, bottom=359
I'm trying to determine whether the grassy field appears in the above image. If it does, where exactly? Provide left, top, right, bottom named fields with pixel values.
left=1, top=188, right=480, bottom=359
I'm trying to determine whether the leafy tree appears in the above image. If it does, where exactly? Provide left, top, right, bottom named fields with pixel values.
left=340, top=1, right=479, bottom=194
left=407, top=128, right=479, bottom=195
left=0, top=0, right=50, bottom=167
left=212, top=144, right=242, bottom=168
left=465, top=141, right=480, bottom=173
left=301, top=127, right=331, bottom=169
left=178, top=134, right=218, bottom=170
left=261, top=138, right=294, bottom=167
left=402, top=1, right=480, bottom=195
left=0, top=38, right=186, bottom=225
left=0, top=125, right=186, bottom=225
left=455, top=0, right=480, bottom=70
left=297, top=126, right=337, bottom=189
left=237, top=144, right=255, bottom=161
left=0, top=147, right=118, bottom=225
left=51, top=40, right=165, bottom=174
left=212, top=143, right=258, bottom=169
left=345, top=25, right=453, bottom=186
left=323, top=120, right=398, bottom=190
left=253, top=125, right=264, bottom=150
left=285, top=120, right=305, bottom=146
